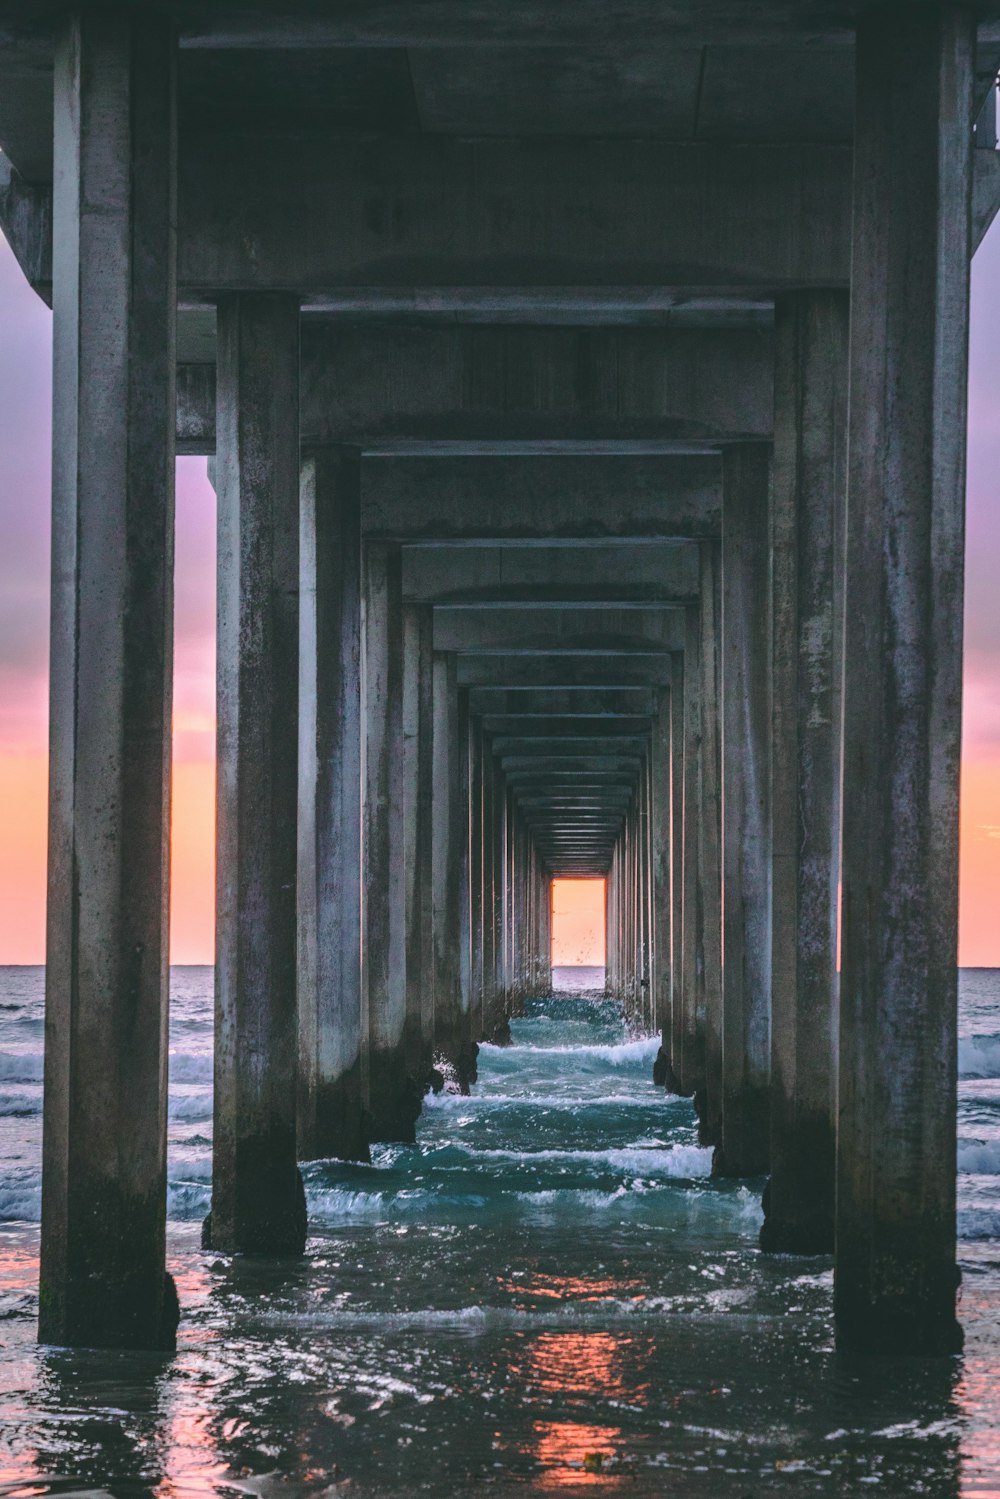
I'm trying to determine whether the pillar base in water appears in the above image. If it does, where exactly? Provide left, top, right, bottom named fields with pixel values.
left=299, top=1071, right=371, bottom=1165
left=693, top=1089, right=719, bottom=1149
left=835, top=1272, right=964, bottom=1357
left=39, top=1269, right=180, bottom=1354
left=202, top=1164, right=307, bottom=1256
left=652, top=1047, right=689, bottom=1096
left=758, top=1179, right=833, bottom=1256
left=711, top=1140, right=768, bottom=1179
left=367, top=1049, right=426, bottom=1144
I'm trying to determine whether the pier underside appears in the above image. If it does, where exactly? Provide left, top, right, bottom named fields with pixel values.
left=0, top=0, right=997, bottom=1357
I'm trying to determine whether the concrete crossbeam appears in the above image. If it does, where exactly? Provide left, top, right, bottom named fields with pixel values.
left=402, top=540, right=700, bottom=603
left=176, top=325, right=773, bottom=451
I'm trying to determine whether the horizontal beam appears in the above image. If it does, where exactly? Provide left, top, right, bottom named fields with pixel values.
left=177, top=136, right=852, bottom=295
left=402, top=539, right=699, bottom=602
left=436, top=604, right=683, bottom=652
left=457, top=654, right=674, bottom=687
left=482, top=715, right=652, bottom=737
left=367, top=456, right=720, bottom=541
left=469, top=687, right=655, bottom=716
left=177, top=324, right=773, bottom=451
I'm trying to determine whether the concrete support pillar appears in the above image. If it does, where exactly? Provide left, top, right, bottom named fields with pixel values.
left=698, top=543, right=724, bottom=1142
left=403, top=602, right=436, bottom=1090
left=482, top=741, right=499, bottom=1033
left=836, top=6, right=973, bottom=1355
left=675, top=607, right=702, bottom=1097
left=432, top=653, right=475, bottom=1082
left=364, top=541, right=416, bottom=1142
left=468, top=719, right=485, bottom=1038
left=210, top=293, right=305, bottom=1254
left=761, top=291, right=848, bottom=1254
left=651, top=690, right=672, bottom=1047
left=669, top=659, right=686, bottom=1085
left=40, top=11, right=179, bottom=1350
left=718, top=444, right=772, bottom=1177
left=297, top=447, right=367, bottom=1163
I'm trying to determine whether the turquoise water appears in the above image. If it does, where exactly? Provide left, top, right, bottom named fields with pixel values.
left=1, top=966, right=999, bottom=1494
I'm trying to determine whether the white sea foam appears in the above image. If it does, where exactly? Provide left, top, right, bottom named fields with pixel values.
left=168, top=1090, right=213, bottom=1123
left=958, top=1140, right=1000, bottom=1174
left=457, top=1143, right=713, bottom=1177
left=167, top=1052, right=214, bottom=1084
left=482, top=1036, right=660, bottom=1066
left=959, top=1034, right=1000, bottom=1080
left=0, top=1050, right=43, bottom=1083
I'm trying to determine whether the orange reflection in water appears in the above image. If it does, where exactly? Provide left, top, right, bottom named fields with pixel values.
left=531, top=1420, right=626, bottom=1488
left=495, top=1271, right=646, bottom=1305
left=504, top=1330, right=653, bottom=1488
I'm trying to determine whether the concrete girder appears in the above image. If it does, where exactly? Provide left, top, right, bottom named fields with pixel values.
left=364, top=456, right=720, bottom=542
left=481, top=715, right=652, bottom=738
left=469, top=688, right=656, bottom=716
left=456, top=654, right=674, bottom=688
left=173, top=137, right=852, bottom=297
left=176, top=324, right=773, bottom=452
left=401, top=540, right=700, bottom=603
left=435, top=605, right=684, bottom=654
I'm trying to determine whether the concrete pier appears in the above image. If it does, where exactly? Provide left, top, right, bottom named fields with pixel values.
left=718, top=446, right=772, bottom=1178
left=6, top=0, right=992, bottom=1357
left=363, top=541, right=417, bottom=1142
left=209, top=293, right=306, bottom=1255
left=836, top=5, right=973, bottom=1356
left=40, top=10, right=179, bottom=1350
left=297, top=448, right=367, bottom=1163
left=761, top=291, right=847, bottom=1255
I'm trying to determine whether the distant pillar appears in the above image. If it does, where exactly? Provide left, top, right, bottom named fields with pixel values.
left=297, top=447, right=366, bottom=1163
left=468, top=718, right=485, bottom=1038
left=403, top=603, right=436, bottom=1086
left=836, top=5, right=972, bottom=1355
left=40, top=11, right=179, bottom=1349
left=761, top=291, right=847, bottom=1254
left=651, top=688, right=672, bottom=1049
left=718, top=445, right=772, bottom=1177
left=482, top=740, right=499, bottom=1033
left=698, top=542, right=724, bottom=1141
left=210, top=293, right=306, bottom=1254
left=364, top=541, right=416, bottom=1142
left=432, top=653, right=474, bottom=1081
left=669, top=656, right=685, bottom=1084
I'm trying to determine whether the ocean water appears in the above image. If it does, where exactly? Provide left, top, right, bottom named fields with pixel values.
left=0, top=966, right=998, bottom=1496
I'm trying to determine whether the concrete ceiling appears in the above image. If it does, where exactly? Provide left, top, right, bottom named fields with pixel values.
left=2, top=4, right=1000, bottom=184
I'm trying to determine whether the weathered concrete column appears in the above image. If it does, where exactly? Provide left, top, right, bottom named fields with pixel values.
left=468, top=718, right=485, bottom=1038
left=403, top=602, right=436, bottom=1088
left=698, top=543, right=724, bottom=1143
left=718, top=445, right=772, bottom=1178
left=669, top=658, right=686, bottom=1085
left=675, top=608, right=702, bottom=1097
left=836, top=6, right=973, bottom=1355
left=364, top=541, right=417, bottom=1142
left=41, top=11, right=179, bottom=1350
left=432, top=652, right=475, bottom=1082
left=760, top=292, right=847, bottom=1254
left=651, top=690, right=672, bottom=1045
left=210, top=293, right=306, bottom=1255
left=482, top=740, right=499, bottom=1035
left=297, top=447, right=367, bottom=1164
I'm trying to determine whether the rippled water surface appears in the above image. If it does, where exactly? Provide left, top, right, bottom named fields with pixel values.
left=2, top=966, right=1000, bottom=1495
